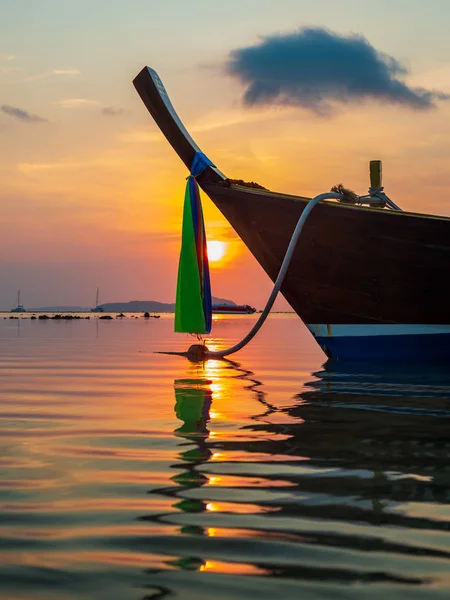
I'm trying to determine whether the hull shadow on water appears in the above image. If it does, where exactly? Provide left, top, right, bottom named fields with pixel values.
left=139, top=360, right=450, bottom=599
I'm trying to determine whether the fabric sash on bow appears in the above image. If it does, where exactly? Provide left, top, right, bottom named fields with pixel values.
left=174, top=152, right=213, bottom=334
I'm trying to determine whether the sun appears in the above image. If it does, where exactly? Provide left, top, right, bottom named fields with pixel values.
left=207, top=240, right=226, bottom=263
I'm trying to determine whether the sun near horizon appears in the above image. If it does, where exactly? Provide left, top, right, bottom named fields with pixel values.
left=207, top=240, right=227, bottom=264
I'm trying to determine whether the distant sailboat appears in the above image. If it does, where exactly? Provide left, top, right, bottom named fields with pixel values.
left=11, top=290, right=26, bottom=313
left=91, top=287, right=105, bottom=313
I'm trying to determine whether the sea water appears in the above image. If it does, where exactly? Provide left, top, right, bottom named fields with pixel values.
left=1, top=314, right=449, bottom=599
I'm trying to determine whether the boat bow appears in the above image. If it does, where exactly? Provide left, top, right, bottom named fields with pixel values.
left=133, top=67, right=226, bottom=184
left=133, top=66, right=450, bottom=361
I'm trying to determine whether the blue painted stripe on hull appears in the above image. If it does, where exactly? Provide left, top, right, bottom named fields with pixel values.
left=316, top=333, right=450, bottom=362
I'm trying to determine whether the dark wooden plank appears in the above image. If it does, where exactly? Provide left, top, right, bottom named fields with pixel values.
left=204, top=183, right=450, bottom=324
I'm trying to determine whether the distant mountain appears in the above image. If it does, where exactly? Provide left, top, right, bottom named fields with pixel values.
left=25, top=297, right=238, bottom=313
left=99, top=297, right=237, bottom=313
left=100, top=300, right=175, bottom=312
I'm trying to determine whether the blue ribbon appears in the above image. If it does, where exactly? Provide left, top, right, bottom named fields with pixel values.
left=190, top=152, right=215, bottom=178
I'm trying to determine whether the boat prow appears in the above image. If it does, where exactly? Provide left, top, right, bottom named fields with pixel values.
left=133, top=66, right=450, bottom=362
left=133, top=67, right=225, bottom=184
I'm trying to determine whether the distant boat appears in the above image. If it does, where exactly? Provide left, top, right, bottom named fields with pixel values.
left=133, top=66, right=450, bottom=362
left=91, top=287, right=105, bottom=313
left=11, top=290, right=26, bottom=313
left=212, top=304, right=256, bottom=314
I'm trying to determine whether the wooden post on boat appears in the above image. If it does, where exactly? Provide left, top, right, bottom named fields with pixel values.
left=370, top=160, right=382, bottom=189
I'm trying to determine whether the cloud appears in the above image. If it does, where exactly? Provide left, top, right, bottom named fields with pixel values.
left=0, top=55, right=20, bottom=76
left=101, top=106, right=125, bottom=116
left=0, top=65, right=20, bottom=75
left=120, top=129, right=163, bottom=143
left=51, top=68, right=80, bottom=76
left=120, top=109, right=272, bottom=143
left=57, top=98, right=101, bottom=109
left=22, top=68, right=81, bottom=82
left=225, top=27, right=450, bottom=115
left=1, top=104, right=48, bottom=123
left=56, top=99, right=125, bottom=116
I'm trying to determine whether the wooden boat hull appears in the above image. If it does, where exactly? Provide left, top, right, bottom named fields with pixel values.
left=203, top=182, right=450, bottom=360
left=133, top=66, right=450, bottom=362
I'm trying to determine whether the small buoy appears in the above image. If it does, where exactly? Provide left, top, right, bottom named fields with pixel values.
left=186, top=344, right=210, bottom=361
left=155, top=343, right=212, bottom=362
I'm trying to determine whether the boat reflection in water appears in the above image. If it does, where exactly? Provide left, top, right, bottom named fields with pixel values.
left=144, top=357, right=450, bottom=594
left=139, top=374, right=213, bottom=575
left=244, top=360, right=450, bottom=541
left=167, top=377, right=213, bottom=571
left=292, top=361, right=450, bottom=500
left=307, top=360, right=450, bottom=400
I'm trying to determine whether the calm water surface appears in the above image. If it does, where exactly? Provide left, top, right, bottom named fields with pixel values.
left=1, top=314, right=449, bottom=599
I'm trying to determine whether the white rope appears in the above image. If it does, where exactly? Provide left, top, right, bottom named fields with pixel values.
left=360, top=186, right=402, bottom=211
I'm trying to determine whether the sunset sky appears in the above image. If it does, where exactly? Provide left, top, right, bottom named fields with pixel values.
left=2, top=0, right=450, bottom=310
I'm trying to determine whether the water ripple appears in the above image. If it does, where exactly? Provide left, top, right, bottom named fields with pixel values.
left=0, top=316, right=449, bottom=599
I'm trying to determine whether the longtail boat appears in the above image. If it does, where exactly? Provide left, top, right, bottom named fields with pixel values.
left=133, top=66, right=450, bottom=361
left=212, top=304, right=256, bottom=315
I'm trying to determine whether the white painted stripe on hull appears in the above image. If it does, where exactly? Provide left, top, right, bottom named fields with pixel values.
left=308, top=324, right=450, bottom=338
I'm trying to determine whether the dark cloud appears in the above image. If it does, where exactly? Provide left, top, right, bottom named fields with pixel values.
left=1, top=104, right=48, bottom=123
left=101, top=106, right=124, bottom=116
left=225, top=28, right=449, bottom=115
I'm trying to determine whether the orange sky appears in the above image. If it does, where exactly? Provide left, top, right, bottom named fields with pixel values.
left=1, top=1, right=450, bottom=310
